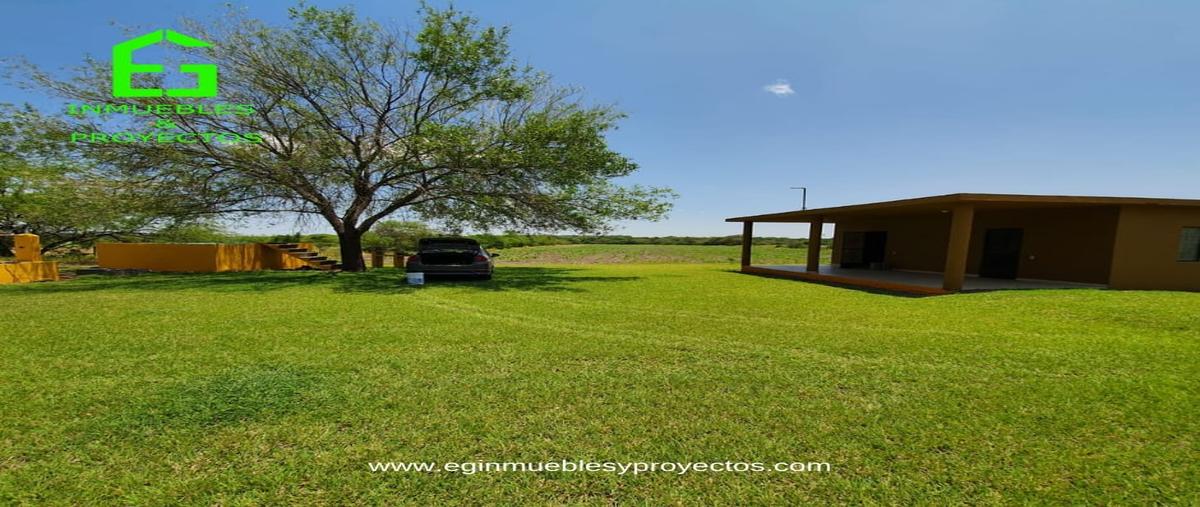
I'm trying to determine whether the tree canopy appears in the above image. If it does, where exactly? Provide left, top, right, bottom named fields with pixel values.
left=0, top=104, right=205, bottom=252
left=18, top=4, right=673, bottom=270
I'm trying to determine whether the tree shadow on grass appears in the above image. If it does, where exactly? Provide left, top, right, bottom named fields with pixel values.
left=0, top=266, right=641, bottom=295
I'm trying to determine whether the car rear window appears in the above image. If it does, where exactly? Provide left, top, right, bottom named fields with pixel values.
left=421, top=240, right=478, bottom=250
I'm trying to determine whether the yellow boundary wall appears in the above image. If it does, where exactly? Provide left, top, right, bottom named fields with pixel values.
left=1, top=234, right=59, bottom=284
left=97, top=243, right=315, bottom=273
left=0, top=261, right=60, bottom=284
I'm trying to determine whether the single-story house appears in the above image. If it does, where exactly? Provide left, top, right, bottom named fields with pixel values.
left=726, top=193, right=1200, bottom=294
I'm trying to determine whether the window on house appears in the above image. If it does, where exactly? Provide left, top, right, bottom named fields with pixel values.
left=1179, top=227, right=1200, bottom=262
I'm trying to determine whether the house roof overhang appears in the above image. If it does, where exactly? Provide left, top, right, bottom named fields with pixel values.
left=725, top=193, right=1200, bottom=223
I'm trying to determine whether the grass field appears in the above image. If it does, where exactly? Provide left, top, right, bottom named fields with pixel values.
left=494, top=243, right=827, bottom=264
left=1, top=262, right=1197, bottom=504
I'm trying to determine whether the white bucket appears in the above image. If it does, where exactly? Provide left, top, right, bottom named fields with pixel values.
left=406, top=272, right=425, bottom=285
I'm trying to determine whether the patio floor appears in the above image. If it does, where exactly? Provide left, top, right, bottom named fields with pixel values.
left=747, top=265, right=1104, bottom=294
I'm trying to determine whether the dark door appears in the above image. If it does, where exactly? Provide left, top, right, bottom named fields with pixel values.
left=840, top=231, right=887, bottom=268
left=979, top=228, right=1023, bottom=279
left=863, top=231, right=887, bottom=265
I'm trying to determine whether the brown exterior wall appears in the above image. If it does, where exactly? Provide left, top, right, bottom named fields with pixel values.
left=832, top=206, right=1121, bottom=284
left=832, top=214, right=951, bottom=272
left=1108, top=206, right=1200, bottom=290
left=966, top=206, right=1119, bottom=284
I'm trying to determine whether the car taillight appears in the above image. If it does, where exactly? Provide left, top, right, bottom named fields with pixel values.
left=474, top=254, right=487, bottom=262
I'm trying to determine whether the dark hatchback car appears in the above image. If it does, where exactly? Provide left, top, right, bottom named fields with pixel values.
left=405, top=237, right=496, bottom=280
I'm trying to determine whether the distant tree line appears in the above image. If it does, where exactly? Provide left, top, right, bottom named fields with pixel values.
left=8, top=219, right=825, bottom=260
left=467, top=233, right=823, bottom=249
left=124, top=221, right=825, bottom=253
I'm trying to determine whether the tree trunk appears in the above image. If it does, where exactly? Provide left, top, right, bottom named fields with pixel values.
left=338, top=230, right=366, bottom=272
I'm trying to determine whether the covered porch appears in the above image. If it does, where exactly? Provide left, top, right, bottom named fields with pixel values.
left=727, top=194, right=1133, bottom=295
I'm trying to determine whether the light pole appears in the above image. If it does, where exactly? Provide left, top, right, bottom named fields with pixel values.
left=789, top=187, right=807, bottom=210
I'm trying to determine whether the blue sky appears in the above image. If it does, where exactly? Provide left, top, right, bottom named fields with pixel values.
left=3, top=0, right=1199, bottom=237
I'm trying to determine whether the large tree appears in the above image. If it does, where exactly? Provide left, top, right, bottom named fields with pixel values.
left=19, top=4, right=672, bottom=271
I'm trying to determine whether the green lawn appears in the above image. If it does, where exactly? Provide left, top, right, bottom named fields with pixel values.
left=494, top=243, right=827, bottom=264
left=1, top=264, right=1197, bottom=504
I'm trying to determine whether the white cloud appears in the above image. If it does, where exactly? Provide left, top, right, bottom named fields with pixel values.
left=762, top=79, right=795, bottom=97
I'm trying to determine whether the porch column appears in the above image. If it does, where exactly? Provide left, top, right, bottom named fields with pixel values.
left=942, top=205, right=975, bottom=291
left=741, top=222, right=754, bottom=268
left=806, top=217, right=823, bottom=272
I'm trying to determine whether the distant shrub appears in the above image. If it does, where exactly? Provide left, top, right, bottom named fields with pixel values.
left=146, top=223, right=236, bottom=243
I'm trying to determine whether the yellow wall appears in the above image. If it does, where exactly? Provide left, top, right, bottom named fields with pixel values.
left=0, top=261, right=59, bottom=284
left=1109, top=206, right=1200, bottom=290
left=13, top=234, right=43, bottom=262
left=97, top=243, right=316, bottom=273
left=216, top=243, right=313, bottom=271
left=98, top=243, right=221, bottom=271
